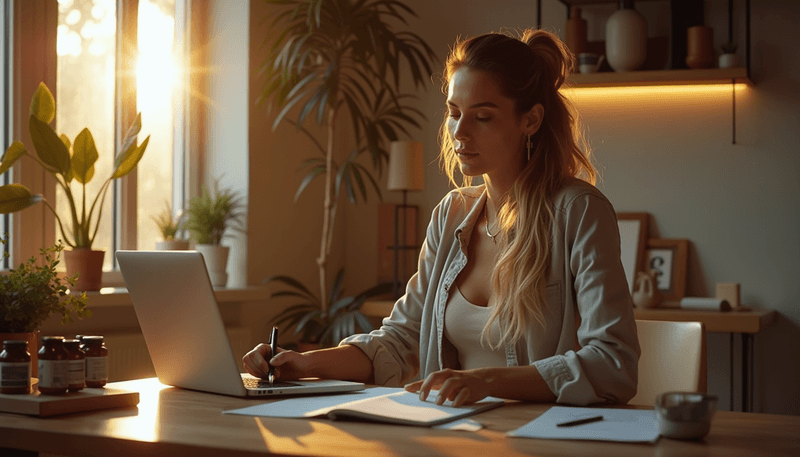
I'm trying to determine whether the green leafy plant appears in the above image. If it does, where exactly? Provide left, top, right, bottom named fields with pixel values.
left=184, top=180, right=245, bottom=245
left=721, top=42, right=738, bottom=54
left=268, top=269, right=392, bottom=347
left=152, top=201, right=185, bottom=241
left=0, top=82, right=150, bottom=249
left=0, top=240, right=91, bottom=333
left=259, top=0, right=436, bottom=344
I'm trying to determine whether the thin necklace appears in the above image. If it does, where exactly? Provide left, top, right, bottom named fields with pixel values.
left=484, top=210, right=500, bottom=244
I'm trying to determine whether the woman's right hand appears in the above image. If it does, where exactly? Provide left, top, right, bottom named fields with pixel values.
left=241, top=344, right=313, bottom=380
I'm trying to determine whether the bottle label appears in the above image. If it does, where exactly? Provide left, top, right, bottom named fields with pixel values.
left=68, top=359, right=85, bottom=386
left=85, top=356, right=108, bottom=382
left=38, top=359, right=69, bottom=389
left=0, top=362, right=31, bottom=388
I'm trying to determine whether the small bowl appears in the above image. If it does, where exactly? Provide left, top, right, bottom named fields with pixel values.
left=655, top=392, right=718, bottom=440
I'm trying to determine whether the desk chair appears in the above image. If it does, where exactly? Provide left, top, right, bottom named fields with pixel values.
left=629, top=319, right=707, bottom=406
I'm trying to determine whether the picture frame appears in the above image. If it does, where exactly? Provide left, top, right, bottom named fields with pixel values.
left=617, top=212, right=649, bottom=292
left=645, top=238, right=689, bottom=302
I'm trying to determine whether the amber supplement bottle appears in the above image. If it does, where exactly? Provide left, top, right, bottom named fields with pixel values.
left=64, top=339, right=85, bottom=392
left=82, top=336, right=108, bottom=388
left=38, top=336, right=69, bottom=394
left=0, top=340, right=32, bottom=394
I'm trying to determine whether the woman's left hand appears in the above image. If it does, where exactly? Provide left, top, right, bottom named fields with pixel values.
left=404, top=368, right=491, bottom=407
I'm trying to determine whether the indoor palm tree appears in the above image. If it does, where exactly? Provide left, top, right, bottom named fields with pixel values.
left=259, top=0, right=436, bottom=344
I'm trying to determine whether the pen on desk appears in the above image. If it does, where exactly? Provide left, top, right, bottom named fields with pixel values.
left=556, top=415, right=604, bottom=427
left=268, top=326, right=278, bottom=385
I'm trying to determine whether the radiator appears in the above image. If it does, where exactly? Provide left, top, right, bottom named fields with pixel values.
left=104, top=327, right=252, bottom=382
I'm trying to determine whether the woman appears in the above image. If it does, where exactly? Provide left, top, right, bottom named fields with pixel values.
left=244, top=29, right=640, bottom=407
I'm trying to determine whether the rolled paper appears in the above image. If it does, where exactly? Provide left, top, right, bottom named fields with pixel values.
left=680, top=297, right=731, bottom=311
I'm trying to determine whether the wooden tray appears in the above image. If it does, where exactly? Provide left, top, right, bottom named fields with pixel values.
left=0, top=381, right=139, bottom=417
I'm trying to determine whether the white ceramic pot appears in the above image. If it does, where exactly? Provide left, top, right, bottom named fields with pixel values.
left=606, top=1, right=648, bottom=72
left=155, top=240, right=190, bottom=250
left=718, top=53, right=740, bottom=69
left=194, top=244, right=230, bottom=287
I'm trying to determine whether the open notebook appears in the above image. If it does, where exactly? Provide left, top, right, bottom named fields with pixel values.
left=117, top=250, right=365, bottom=398
left=225, top=386, right=504, bottom=427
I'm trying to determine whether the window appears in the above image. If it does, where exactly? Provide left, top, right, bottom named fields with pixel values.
left=54, top=0, right=182, bottom=278
left=5, top=0, right=189, bottom=282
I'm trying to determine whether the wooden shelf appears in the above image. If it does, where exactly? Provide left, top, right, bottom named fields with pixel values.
left=567, top=67, right=751, bottom=88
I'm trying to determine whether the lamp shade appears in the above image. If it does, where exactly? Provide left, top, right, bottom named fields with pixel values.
left=387, top=141, right=424, bottom=191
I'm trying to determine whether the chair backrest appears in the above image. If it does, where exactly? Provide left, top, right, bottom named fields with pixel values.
left=629, top=319, right=707, bottom=406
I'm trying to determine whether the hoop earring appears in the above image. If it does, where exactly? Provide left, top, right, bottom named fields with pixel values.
left=526, top=134, right=532, bottom=161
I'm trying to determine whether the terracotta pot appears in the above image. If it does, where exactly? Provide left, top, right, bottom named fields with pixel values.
left=565, top=7, right=587, bottom=59
left=64, top=248, right=105, bottom=291
left=0, top=330, right=39, bottom=378
left=686, top=26, right=715, bottom=69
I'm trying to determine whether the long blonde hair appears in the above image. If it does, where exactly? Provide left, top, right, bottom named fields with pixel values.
left=439, top=29, right=596, bottom=348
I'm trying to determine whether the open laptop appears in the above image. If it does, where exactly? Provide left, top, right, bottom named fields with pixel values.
left=116, top=250, right=365, bottom=397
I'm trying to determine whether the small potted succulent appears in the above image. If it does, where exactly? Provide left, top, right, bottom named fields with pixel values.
left=0, top=240, right=91, bottom=377
left=719, top=42, right=740, bottom=69
left=152, top=201, right=189, bottom=250
left=184, top=179, right=245, bottom=287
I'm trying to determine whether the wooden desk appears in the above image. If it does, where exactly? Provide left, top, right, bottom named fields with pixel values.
left=634, top=308, right=777, bottom=413
left=2, top=378, right=799, bottom=457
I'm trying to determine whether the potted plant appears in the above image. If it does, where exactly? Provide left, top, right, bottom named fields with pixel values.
left=0, top=82, right=150, bottom=291
left=152, top=201, right=189, bottom=250
left=258, top=0, right=436, bottom=346
left=719, top=42, right=739, bottom=69
left=0, top=240, right=91, bottom=378
left=184, top=179, right=245, bottom=287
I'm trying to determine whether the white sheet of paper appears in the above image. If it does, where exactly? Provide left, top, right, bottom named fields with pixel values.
left=507, top=406, right=659, bottom=443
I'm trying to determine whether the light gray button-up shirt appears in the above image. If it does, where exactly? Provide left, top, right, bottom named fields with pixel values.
left=342, top=177, right=640, bottom=405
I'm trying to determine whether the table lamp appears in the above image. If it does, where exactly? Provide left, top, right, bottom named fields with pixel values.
left=387, top=140, right=424, bottom=298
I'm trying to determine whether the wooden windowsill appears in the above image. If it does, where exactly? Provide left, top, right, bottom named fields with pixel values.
left=68, top=285, right=270, bottom=308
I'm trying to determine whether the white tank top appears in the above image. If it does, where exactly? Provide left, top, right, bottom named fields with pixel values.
left=443, top=286, right=507, bottom=370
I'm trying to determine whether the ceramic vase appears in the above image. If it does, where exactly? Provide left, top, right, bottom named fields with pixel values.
left=64, top=248, right=105, bottom=292
left=632, top=270, right=662, bottom=309
left=565, top=7, right=587, bottom=60
left=686, top=26, right=715, bottom=69
left=606, top=0, right=647, bottom=72
left=195, top=244, right=229, bottom=287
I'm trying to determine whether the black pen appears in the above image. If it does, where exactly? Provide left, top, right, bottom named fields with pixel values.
left=556, top=415, right=604, bottom=427
left=268, top=326, right=278, bottom=385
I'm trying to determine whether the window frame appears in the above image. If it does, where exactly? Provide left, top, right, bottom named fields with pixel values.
left=7, top=0, right=197, bottom=287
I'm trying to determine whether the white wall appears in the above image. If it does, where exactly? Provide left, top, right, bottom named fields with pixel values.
left=206, top=0, right=249, bottom=287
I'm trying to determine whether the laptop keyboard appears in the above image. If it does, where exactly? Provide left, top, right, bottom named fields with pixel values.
left=243, top=377, right=301, bottom=389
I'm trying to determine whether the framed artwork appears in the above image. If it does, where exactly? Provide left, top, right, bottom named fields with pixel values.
left=645, top=238, right=689, bottom=302
left=617, top=213, right=649, bottom=292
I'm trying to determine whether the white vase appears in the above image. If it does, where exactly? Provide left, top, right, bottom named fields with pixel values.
left=194, top=244, right=230, bottom=287
left=718, top=53, right=740, bottom=69
left=606, top=0, right=648, bottom=72
left=155, top=240, right=190, bottom=250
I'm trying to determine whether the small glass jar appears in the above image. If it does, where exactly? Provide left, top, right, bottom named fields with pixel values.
left=0, top=340, right=32, bottom=394
left=38, top=336, right=69, bottom=394
left=81, top=336, right=108, bottom=388
left=64, top=339, right=85, bottom=392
